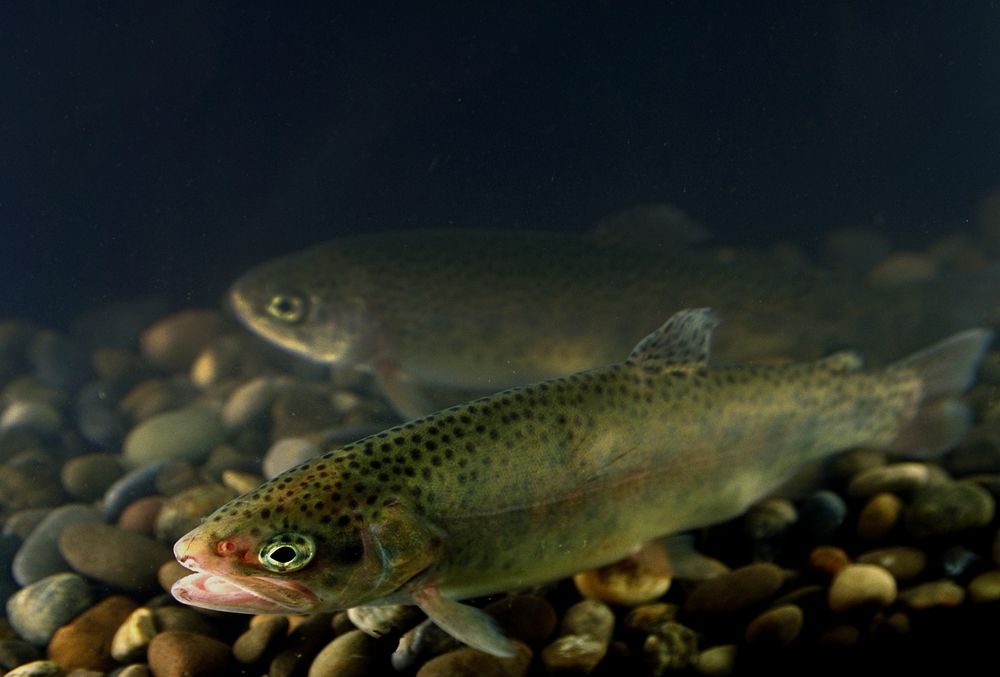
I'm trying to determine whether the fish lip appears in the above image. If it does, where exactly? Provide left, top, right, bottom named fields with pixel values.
left=171, top=571, right=320, bottom=614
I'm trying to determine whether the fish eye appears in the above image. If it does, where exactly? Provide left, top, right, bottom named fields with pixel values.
left=259, top=532, right=315, bottom=573
left=267, top=293, right=307, bottom=324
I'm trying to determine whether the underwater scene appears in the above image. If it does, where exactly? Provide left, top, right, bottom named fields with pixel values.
left=2, top=4, right=1000, bottom=676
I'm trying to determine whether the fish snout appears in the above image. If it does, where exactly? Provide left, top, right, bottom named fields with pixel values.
left=173, top=529, right=206, bottom=572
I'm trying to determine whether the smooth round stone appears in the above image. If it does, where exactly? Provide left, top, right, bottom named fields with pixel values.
left=796, top=490, right=847, bottom=542
left=347, top=604, right=421, bottom=638
left=541, top=635, right=607, bottom=675
left=0, top=402, right=62, bottom=438
left=155, top=484, right=237, bottom=544
left=263, top=438, right=320, bottom=479
left=828, top=564, right=897, bottom=613
left=147, top=630, right=232, bottom=677
left=307, top=629, right=377, bottom=677
left=573, top=546, right=671, bottom=606
left=74, top=381, right=128, bottom=448
left=28, top=330, right=91, bottom=391
left=624, top=603, right=680, bottom=636
left=101, top=460, right=168, bottom=521
left=0, top=639, right=40, bottom=671
left=221, top=469, right=264, bottom=495
left=684, top=563, right=786, bottom=617
left=6, top=573, right=93, bottom=645
left=641, top=622, right=698, bottom=673
left=111, top=607, right=157, bottom=663
left=116, top=496, right=164, bottom=535
left=0, top=462, right=63, bottom=512
left=3, top=660, right=62, bottom=677
left=189, top=335, right=245, bottom=388
left=157, top=560, right=191, bottom=592
left=968, top=570, right=1000, bottom=603
left=61, top=453, right=124, bottom=502
left=3, top=508, right=51, bottom=540
left=58, top=522, right=172, bottom=592
left=847, top=462, right=931, bottom=498
left=695, top=644, right=738, bottom=677
left=485, top=594, right=558, bottom=644
left=418, top=641, right=531, bottom=677
left=897, top=580, right=965, bottom=609
left=222, top=377, right=284, bottom=430
left=233, top=615, right=290, bottom=664
left=120, top=377, right=198, bottom=422
left=200, top=444, right=260, bottom=481
left=904, top=481, right=995, bottom=538
left=826, top=449, right=887, bottom=483
left=268, top=614, right=335, bottom=677
left=89, top=347, right=150, bottom=391
left=140, top=310, right=227, bottom=372
left=154, top=461, right=202, bottom=496
left=123, top=406, right=226, bottom=468
left=152, top=606, right=224, bottom=638
left=744, top=604, right=803, bottom=646
left=807, top=546, right=850, bottom=577
left=856, top=546, right=927, bottom=583
left=12, top=504, right=103, bottom=586
left=559, top=599, right=615, bottom=644
left=857, top=492, right=903, bottom=542
left=47, top=595, right=138, bottom=672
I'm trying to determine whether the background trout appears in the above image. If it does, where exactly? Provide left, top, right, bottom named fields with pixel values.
left=172, top=309, right=992, bottom=655
left=229, top=228, right=1000, bottom=417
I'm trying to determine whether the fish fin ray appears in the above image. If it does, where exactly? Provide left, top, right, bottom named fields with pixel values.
left=627, top=308, right=718, bottom=374
left=412, top=587, right=516, bottom=657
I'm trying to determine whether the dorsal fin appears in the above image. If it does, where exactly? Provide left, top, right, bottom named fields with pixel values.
left=627, top=308, right=718, bottom=374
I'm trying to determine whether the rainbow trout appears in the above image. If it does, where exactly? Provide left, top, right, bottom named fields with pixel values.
left=172, top=309, right=992, bottom=655
left=229, top=229, right=997, bottom=417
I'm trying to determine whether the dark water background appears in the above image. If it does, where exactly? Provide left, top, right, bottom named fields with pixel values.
left=2, top=2, right=999, bottom=326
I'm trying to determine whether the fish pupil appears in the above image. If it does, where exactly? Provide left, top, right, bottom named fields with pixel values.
left=269, top=545, right=297, bottom=564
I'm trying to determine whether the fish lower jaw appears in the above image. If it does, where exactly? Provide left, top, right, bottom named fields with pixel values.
left=171, top=572, right=319, bottom=615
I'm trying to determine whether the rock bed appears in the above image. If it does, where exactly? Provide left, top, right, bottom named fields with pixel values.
left=0, top=301, right=998, bottom=677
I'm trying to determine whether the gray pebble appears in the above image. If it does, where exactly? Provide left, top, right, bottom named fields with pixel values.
left=233, top=615, right=289, bottom=664
left=101, top=460, right=169, bottom=521
left=0, top=638, right=40, bottom=670
left=263, top=438, right=320, bottom=479
left=58, top=521, right=173, bottom=592
left=123, top=406, right=226, bottom=468
left=3, top=508, right=51, bottom=540
left=155, top=484, right=238, bottom=544
left=61, top=453, right=124, bottom=502
left=12, top=504, right=103, bottom=586
left=28, top=330, right=92, bottom=391
left=904, top=481, right=996, bottom=538
left=74, top=381, right=128, bottom=448
left=0, top=401, right=62, bottom=438
left=5, top=572, right=93, bottom=645
left=560, top=599, right=615, bottom=644
left=847, top=462, right=931, bottom=498
left=796, top=490, right=847, bottom=543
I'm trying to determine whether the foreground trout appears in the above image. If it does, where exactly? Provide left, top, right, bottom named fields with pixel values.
left=172, top=309, right=992, bottom=655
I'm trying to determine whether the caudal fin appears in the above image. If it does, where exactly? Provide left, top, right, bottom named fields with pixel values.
left=882, top=328, right=994, bottom=457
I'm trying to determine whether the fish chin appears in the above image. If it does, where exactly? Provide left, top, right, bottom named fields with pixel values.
left=171, top=572, right=320, bottom=614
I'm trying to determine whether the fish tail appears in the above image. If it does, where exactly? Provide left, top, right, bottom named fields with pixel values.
left=880, top=327, right=994, bottom=457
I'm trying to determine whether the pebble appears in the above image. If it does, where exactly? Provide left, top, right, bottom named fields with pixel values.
left=3, top=660, right=62, bottom=677
left=155, top=484, right=237, bottom=544
left=89, top=347, right=150, bottom=391
left=268, top=613, right=334, bottom=677
left=541, top=635, right=608, bottom=675
left=573, top=543, right=672, bottom=605
left=189, top=335, right=246, bottom=388
left=140, top=309, right=227, bottom=372
left=3, top=509, right=50, bottom=541
left=110, top=607, right=158, bottom=663
left=415, top=640, right=531, bottom=677
left=807, top=545, right=850, bottom=577
left=939, top=545, right=980, bottom=577
left=684, top=563, right=786, bottom=617
left=0, top=401, right=62, bottom=438
left=968, top=570, right=1000, bottom=603
left=0, top=639, right=40, bottom=671
left=47, top=595, right=138, bottom=672
left=484, top=594, right=558, bottom=644
left=847, top=462, right=931, bottom=499
left=200, top=444, right=260, bottom=480
left=743, top=604, right=803, bottom=646
left=857, top=492, right=903, bottom=541
left=624, top=603, right=680, bottom=636
left=826, top=448, right=887, bottom=483
left=60, top=453, right=124, bottom=502
left=867, top=252, right=938, bottom=286
left=856, top=546, right=927, bottom=583
left=123, top=406, right=227, bottom=468
left=0, top=462, right=63, bottom=512
left=897, top=580, right=965, bottom=609
left=27, top=330, right=92, bottom=391
left=827, top=564, right=897, bottom=613
left=220, top=468, right=264, bottom=495
left=151, top=606, right=224, bottom=639
left=5, top=573, right=93, bottom=645
left=101, top=460, right=169, bottom=521
left=12, top=504, right=103, bottom=586
left=903, top=481, right=995, bottom=538
left=74, top=381, right=129, bottom=448
left=263, top=437, right=321, bottom=479
left=694, top=644, right=738, bottom=677
left=347, top=604, right=421, bottom=638
left=392, top=619, right=459, bottom=670
left=560, top=599, right=615, bottom=644
left=742, top=498, right=797, bottom=560
left=157, top=560, right=190, bottom=592
left=232, top=615, right=289, bottom=664
left=146, top=630, right=232, bottom=677
left=796, top=490, right=847, bottom=543
left=117, top=496, right=164, bottom=535
left=58, top=522, right=173, bottom=592
left=307, top=629, right=378, bottom=677
left=641, top=622, right=699, bottom=674
left=120, top=377, right=197, bottom=422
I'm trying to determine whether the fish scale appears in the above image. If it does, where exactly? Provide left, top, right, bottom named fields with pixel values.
left=173, top=308, right=992, bottom=656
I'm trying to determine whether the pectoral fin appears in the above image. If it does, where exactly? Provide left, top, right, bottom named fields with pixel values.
left=373, top=359, right=435, bottom=419
left=412, top=587, right=516, bottom=657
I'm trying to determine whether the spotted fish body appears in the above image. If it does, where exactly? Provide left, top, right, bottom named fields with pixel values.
left=172, top=310, right=992, bottom=655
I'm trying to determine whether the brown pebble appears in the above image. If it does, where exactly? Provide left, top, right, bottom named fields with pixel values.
left=58, top=522, right=172, bottom=592
left=140, top=310, right=227, bottom=372
left=307, top=629, right=377, bottom=677
left=684, top=563, right=786, bottom=617
left=147, top=631, right=232, bottom=677
left=47, top=595, right=138, bottom=672
left=484, top=594, right=558, bottom=644
left=157, top=560, right=191, bottom=593
left=233, top=615, right=289, bottom=664
left=152, top=606, right=223, bottom=638
left=857, top=492, right=903, bottom=541
left=573, top=542, right=672, bottom=606
left=807, top=546, right=850, bottom=577
left=116, top=496, right=164, bottom=535
left=743, top=604, right=803, bottom=646
left=418, top=640, right=532, bottom=677
left=856, top=546, right=927, bottom=583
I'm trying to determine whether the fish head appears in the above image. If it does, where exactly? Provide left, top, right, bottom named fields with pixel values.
left=171, top=462, right=442, bottom=614
left=229, top=244, right=376, bottom=365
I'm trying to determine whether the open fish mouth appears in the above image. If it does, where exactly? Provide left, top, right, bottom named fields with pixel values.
left=171, top=571, right=319, bottom=614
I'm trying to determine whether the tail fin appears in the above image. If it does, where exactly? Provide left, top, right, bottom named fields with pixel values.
left=881, top=328, right=994, bottom=457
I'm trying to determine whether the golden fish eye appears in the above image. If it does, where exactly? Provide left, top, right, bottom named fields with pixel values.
left=267, top=294, right=306, bottom=324
left=259, top=532, right=315, bottom=573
